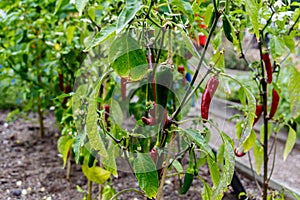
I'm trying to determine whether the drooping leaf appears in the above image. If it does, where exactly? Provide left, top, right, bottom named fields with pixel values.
left=116, top=0, right=143, bottom=34
left=211, top=132, right=235, bottom=200
left=133, top=152, right=159, bottom=199
left=207, top=156, right=220, bottom=186
left=222, top=74, right=256, bottom=148
left=86, top=80, right=108, bottom=158
left=253, top=140, right=263, bottom=175
left=242, top=129, right=256, bottom=152
left=172, top=0, right=194, bottom=24
left=57, top=135, right=74, bottom=168
left=81, top=162, right=111, bottom=184
left=283, top=125, right=296, bottom=160
left=85, top=25, right=116, bottom=50
left=288, top=68, right=300, bottom=118
left=108, top=35, right=147, bottom=81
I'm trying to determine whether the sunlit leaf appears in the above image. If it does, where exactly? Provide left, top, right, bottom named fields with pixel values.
left=288, top=68, right=300, bottom=118
left=283, top=125, right=296, bottom=160
left=57, top=135, right=74, bottom=168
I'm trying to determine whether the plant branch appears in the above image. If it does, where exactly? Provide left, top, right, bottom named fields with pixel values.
left=172, top=12, right=220, bottom=119
left=258, top=31, right=269, bottom=200
left=288, top=13, right=300, bottom=35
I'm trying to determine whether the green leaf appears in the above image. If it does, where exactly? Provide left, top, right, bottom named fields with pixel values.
left=211, top=133, right=235, bottom=200
left=245, top=0, right=261, bottom=39
left=270, top=36, right=286, bottom=59
left=213, top=30, right=222, bottom=50
left=242, top=130, right=256, bottom=152
left=288, top=68, right=300, bottom=118
left=172, top=0, right=194, bottom=24
left=85, top=25, right=116, bottom=50
left=201, top=180, right=213, bottom=200
left=88, top=6, right=96, bottom=21
left=73, top=132, right=87, bottom=164
left=207, top=156, right=220, bottom=186
left=283, top=125, right=296, bottom=160
left=66, top=25, right=75, bottom=45
left=102, top=185, right=116, bottom=200
left=133, top=152, right=159, bottom=199
left=178, top=28, right=198, bottom=58
left=75, top=0, right=89, bottom=16
left=102, top=143, right=119, bottom=177
left=116, top=0, right=143, bottom=34
left=216, top=144, right=225, bottom=168
left=182, top=129, right=215, bottom=159
left=171, top=159, right=183, bottom=174
left=283, top=35, right=295, bottom=53
left=54, top=0, right=63, bottom=14
left=110, top=99, right=123, bottom=126
left=81, top=162, right=111, bottom=184
left=108, top=35, right=147, bottom=81
left=57, top=135, right=74, bottom=168
left=253, top=140, right=263, bottom=175
left=86, top=80, right=108, bottom=158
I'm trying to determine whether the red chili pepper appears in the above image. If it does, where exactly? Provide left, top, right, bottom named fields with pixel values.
left=121, top=77, right=126, bottom=101
left=262, top=53, right=273, bottom=84
left=142, top=116, right=155, bottom=125
left=103, top=104, right=110, bottom=122
left=143, top=107, right=169, bottom=127
left=234, top=148, right=246, bottom=157
left=149, top=148, right=158, bottom=163
left=268, top=88, right=280, bottom=119
left=201, top=76, right=219, bottom=122
left=177, top=66, right=186, bottom=86
left=253, top=104, right=263, bottom=125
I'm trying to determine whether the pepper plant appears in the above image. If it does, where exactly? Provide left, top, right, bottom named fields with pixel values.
left=63, top=0, right=300, bottom=199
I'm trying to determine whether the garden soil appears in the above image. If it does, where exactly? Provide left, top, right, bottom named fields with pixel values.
left=0, top=110, right=260, bottom=200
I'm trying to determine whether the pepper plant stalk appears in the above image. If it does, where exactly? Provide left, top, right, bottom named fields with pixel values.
left=258, top=33, right=269, bottom=200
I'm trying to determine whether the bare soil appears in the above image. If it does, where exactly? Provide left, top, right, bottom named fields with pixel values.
left=0, top=110, right=260, bottom=200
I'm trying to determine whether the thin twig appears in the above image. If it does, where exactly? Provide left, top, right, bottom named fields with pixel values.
left=247, top=151, right=263, bottom=194
left=109, top=188, right=144, bottom=200
left=156, top=132, right=176, bottom=200
left=267, top=132, right=278, bottom=183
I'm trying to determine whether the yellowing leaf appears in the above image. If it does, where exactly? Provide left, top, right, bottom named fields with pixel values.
left=82, top=163, right=111, bottom=184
